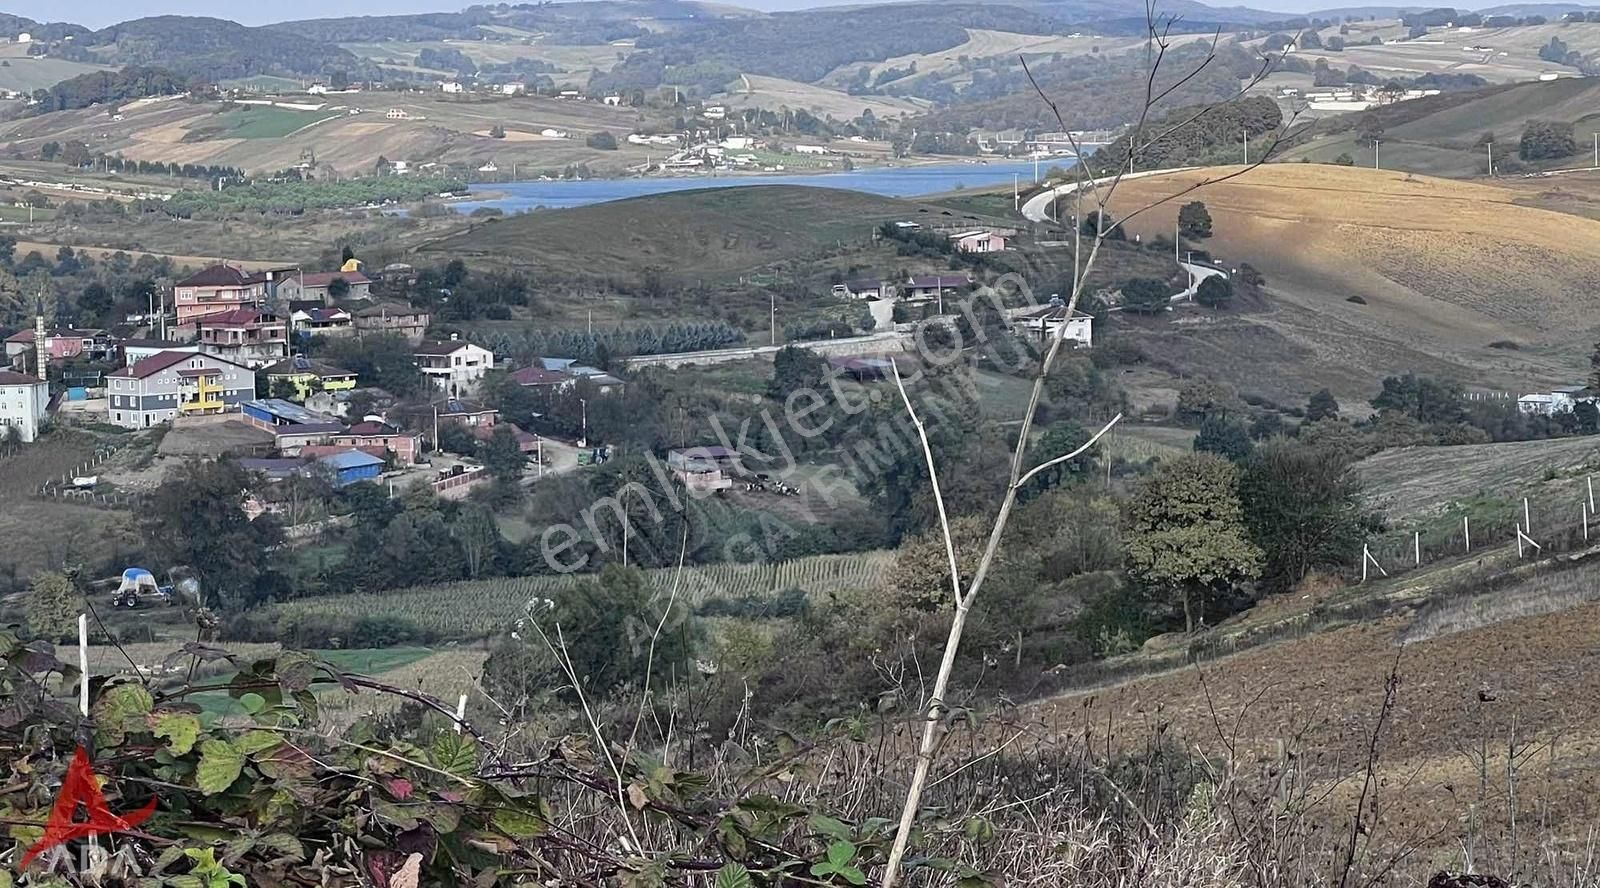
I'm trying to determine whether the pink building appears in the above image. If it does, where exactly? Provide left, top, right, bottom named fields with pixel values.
left=4, top=327, right=103, bottom=364
left=174, top=265, right=269, bottom=325
left=333, top=420, right=423, bottom=465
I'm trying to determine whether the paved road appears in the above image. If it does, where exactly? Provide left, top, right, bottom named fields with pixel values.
left=1019, top=167, right=1200, bottom=223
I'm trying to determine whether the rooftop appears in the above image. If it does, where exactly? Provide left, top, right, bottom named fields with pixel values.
left=344, top=420, right=407, bottom=436
left=414, top=339, right=474, bottom=356
left=0, top=369, right=45, bottom=386
left=908, top=274, right=971, bottom=289
left=301, top=271, right=372, bottom=287
left=510, top=366, right=573, bottom=387
left=261, top=356, right=355, bottom=378
left=176, top=264, right=267, bottom=289
left=318, top=449, right=385, bottom=470
left=109, top=350, right=249, bottom=380
left=243, top=398, right=342, bottom=426
left=198, top=308, right=281, bottom=327
left=353, top=301, right=426, bottom=319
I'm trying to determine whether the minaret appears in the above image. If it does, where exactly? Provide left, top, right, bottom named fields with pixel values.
left=34, top=314, right=46, bottom=381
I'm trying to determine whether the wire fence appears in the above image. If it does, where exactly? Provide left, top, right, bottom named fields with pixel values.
left=1350, top=479, right=1600, bottom=585
left=34, top=443, right=140, bottom=511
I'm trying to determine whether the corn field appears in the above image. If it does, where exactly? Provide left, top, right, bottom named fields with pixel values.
left=270, top=551, right=898, bottom=638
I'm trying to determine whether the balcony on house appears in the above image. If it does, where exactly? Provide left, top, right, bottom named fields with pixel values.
left=177, top=368, right=226, bottom=414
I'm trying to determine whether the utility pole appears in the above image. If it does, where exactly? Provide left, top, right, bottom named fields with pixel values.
left=1013, top=173, right=1019, bottom=212
left=1243, top=128, right=1248, bottom=164
left=1487, top=140, right=1493, bottom=176
left=1033, top=153, right=1039, bottom=183
left=1373, top=139, right=1380, bottom=170
left=1593, top=131, right=1597, bottom=168
left=580, top=398, right=588, bottom=447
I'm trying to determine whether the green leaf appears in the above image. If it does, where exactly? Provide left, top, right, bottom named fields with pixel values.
left=809, top=815, right=853, bottom=841
left=714, top=863, right=753, bottom=888
left=431, top=731, right=478, bottom=777
left=838, top=865, right=867, bottom=886
left=491, top=806, right=546, bottom=838
left=826, top=841, right=857, bottom=867
left=0, top=867, right=13, bottom=888
left=151, top=712, right=201, bottom=756
left=237, top=692, right=267, bottom=715
left=963, top=816, right=995, bottom=845
left=195, top=739, right=244, bottom=795
left=236, top=730, right=282, bottom=756
left=167, top=876, right=205, bottom=888
left=92, top=682, right=154, bottom=747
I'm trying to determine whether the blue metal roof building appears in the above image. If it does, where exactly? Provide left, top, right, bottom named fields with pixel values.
left=317, top=449, right=384, bottom=487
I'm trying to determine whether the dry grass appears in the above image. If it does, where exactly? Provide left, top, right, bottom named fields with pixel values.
left=1356, top=436, right=1600, bottom=524
left=1400, top=559, right=1600, bottom=643
left=1106, top=164, right=1600, bottom=402
left=1029, top=552, right=1600, bottom=873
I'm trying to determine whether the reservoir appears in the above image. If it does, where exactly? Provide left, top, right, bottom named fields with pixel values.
left=455, top=159, right=1067, bottom=212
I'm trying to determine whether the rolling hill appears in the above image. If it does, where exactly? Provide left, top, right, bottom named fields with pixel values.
left=416, top=184, right=952, bottom=282
left=1099, top=163, right=1600, bottom=402
left=1281, top=75, right=1600, bottom=175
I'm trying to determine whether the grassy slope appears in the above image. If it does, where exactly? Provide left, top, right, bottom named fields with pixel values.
left=1281, top=77, right=1600, bottom=175
left=1102, top=163, right=1600, bottom=403
left=267, top=551, right=899, bottom=639
left=420, top=184, right=961, bottom=282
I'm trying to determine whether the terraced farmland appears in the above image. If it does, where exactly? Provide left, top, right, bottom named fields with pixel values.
left=268, top=551, right=898, bottom=638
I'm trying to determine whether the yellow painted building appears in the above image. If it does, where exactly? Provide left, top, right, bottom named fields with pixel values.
left=262, top=356, right=357, bottom=401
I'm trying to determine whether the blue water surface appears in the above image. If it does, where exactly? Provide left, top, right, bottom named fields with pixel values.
left=455, top=159, right=1066, bottom=213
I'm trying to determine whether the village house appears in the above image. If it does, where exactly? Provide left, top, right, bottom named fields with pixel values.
left=241, top=397, right=343, bottom=432
left=317, top=449, right=385, bottom=486
left=831, top=278, right=889, bottom=300
left=353, top=302, right=431, bottom=342
left=4, top=326, right=108, bottom=366
left=105, top=351, right=256, bottom=429
left=333, top=419, right=423, bottom=465
left=537, top=357, right=624, bottom=394
left=1518, top=385, right=1592, bottom=416
left=298, top=271, right=373, bottom=303
left=1013, top=302, right=1093, bottom=348
left=509, top=365, right=576, bottom=391
left=262, top=356, right=358, bottom=401
left=666, top=445, right=740, bottom=492
left=119, top=338, right=198, bottom=367
left=414, top=338, right=494, bottom=395
left=949, top=230, right=1006, bottom=253
left=0, top=369, right=50, bottom=442
left=290, top=307, right=354, bottom=336
left=173, top=265, right=269, bottom=325
left=904, top=274, right=972, bottom=301
left=197, top=309, right=289, bottom=370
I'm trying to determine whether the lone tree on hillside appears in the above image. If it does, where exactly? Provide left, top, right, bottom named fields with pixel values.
left=489, top=124, right=507, bottom=139
left=1121, top=277, right=1170, bottom=314
left=1194, top=413, right=1253, bottom=461
left=1178, top=201, right=1213, bottom=238
left=1520, top=120, right=1577, bottom=160
left=1196, top=275, right=1232, bottom=308
left=1356, top=113, right=1384, bottom=145
left=1306, top=387, right=1340, bottom=422
left=586, top=130, right=618, bottom=150
left=1125, top=452, right=1263, bottom=632
left=1239, top=440, right=1371, bottom=593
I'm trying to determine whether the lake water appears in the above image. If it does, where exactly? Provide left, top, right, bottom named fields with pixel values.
left=454, top=159, right=1066, bottom=213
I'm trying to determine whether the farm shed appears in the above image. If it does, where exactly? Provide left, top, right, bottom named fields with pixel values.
left=317, top=449, right=384, bottom=487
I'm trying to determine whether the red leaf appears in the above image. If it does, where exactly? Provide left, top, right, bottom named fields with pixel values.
left=387, top=778, right=415, bottom=800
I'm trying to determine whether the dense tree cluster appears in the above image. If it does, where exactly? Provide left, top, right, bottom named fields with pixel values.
left=149, top=175, right=467, bottom=217
left=32, top=65, right=186, bottom=112
left=1520, top=120, right=1578, bottom=161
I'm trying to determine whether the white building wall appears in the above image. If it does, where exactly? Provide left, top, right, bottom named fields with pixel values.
left=0, top=380, right=49, bottom=442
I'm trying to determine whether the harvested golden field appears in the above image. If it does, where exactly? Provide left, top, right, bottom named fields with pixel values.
left=1028, top=558, right=1600, bottom=873
left=1104, top=164, right=1600, bottom=402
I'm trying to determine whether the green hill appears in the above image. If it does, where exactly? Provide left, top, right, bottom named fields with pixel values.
left=419, top=184, right=980, bottom=284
